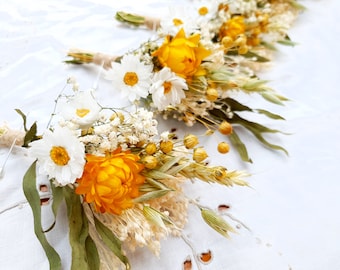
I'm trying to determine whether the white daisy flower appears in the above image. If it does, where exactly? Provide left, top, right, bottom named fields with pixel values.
left=105, top=54, right=153, bottom=102
left=159, top=6, right=199, bottom=36
left=150, top=67, right=188, bottom=111
left=193, top=0, right=219, bottom=22
left=59, top=90, right=101, bottom=129
left=29, top=126, right=85, bottom=186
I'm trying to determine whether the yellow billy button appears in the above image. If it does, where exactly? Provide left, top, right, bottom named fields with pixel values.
left=206, top=87, right=218, bottom=101
left=145, top=142, right=157, bottom=155
left=183, top=134, right=199, bottom=149
left=160, top=140, right=173, bottom=154
left=217, top=142, right=230, bottom=154
left=218, top=121, right=233, bottom=135
left=193, top=147, right=208, bottom=163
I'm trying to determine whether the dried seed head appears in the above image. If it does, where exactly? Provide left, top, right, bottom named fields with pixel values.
left=193, top=147, right=208, bottom=162
left=217, top=142, right=230, bottom=154
left=218, top=121, right=233, bottom=135
left=206, top=87, right=219, bottom=101
left=221, top=36, right=233, bottom=49
left=145, top=142, right=157, bottom=155
left=160, top=140, right=174, bottom=154
left=183, top=134, right=199, bottom=149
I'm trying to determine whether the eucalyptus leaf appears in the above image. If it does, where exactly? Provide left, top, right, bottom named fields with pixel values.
left=94, top=216, right=130, bottom=269
left=23, top=161, right=62, bottom=270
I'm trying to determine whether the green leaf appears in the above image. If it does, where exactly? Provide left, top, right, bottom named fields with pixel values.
left=23, top=161, right=62, bottom=270
left=63, top=186, right=90, bottom=270
left=221, top=97, right=252, bottom=112
left=43, top=181, right=64, bottom=233
left=231, top=114, right=284, bottom=134
left=23, top=122, right=40, bottom=147
left=232, top=114, right=289, bottom=155
left=229, top=130, right=252, bottom=163
left=85, top=235, right=100, bottom=270
left=256, top=109, right=285, bottom=120
left=15, top=108, right=28, bottom=132
left=94, top=216, right=130, bottom=269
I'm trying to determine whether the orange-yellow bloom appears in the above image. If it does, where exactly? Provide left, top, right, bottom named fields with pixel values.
left=152, top=28, right=211, bottom=78
left=76, top=148, right=145, bottom=215
left=219, top=15, right=246, bottom=40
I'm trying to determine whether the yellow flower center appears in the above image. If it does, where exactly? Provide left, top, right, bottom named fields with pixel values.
left=173, top=18, right=183, bottom=26
left=76, top=108, right=90, bottom=118
left=163, top=81, right=172, bottom=94
left=123, top=72, right=139, bottom=86
left=50, top=146, right=70, bottom=166
left=198, top=6, right=208, bottom=16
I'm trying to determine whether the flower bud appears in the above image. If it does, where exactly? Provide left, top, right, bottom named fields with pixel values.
left=193, top=147, right=208, bottom=162
left=217, top=142, right=230, bottom=154
left=145, top=142, right=157, bottom=155
left=218, top=121, right=233, bottom=135
left=160, top=140, right=174, bottom=154
left=184, top=134, right=199, bottom=149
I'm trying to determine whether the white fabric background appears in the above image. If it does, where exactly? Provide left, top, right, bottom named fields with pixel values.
left=1, top=0, right=340, bottom=269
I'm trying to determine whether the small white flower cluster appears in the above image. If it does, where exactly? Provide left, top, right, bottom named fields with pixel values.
left=105, top=54, right=189, bottom=111
left=228, top=0, right=258, bottom=15
left=79, top=108, right=158, bottom=155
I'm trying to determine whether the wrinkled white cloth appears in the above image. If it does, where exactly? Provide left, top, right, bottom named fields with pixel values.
left=1, top=0, right=340, bottom=269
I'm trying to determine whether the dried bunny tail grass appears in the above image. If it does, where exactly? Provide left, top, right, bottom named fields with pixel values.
left=96, top=206, right=164, bottom=256
left=91, top=176, right=189, bottom=256
left=0, top=125, right=25, bottom=147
